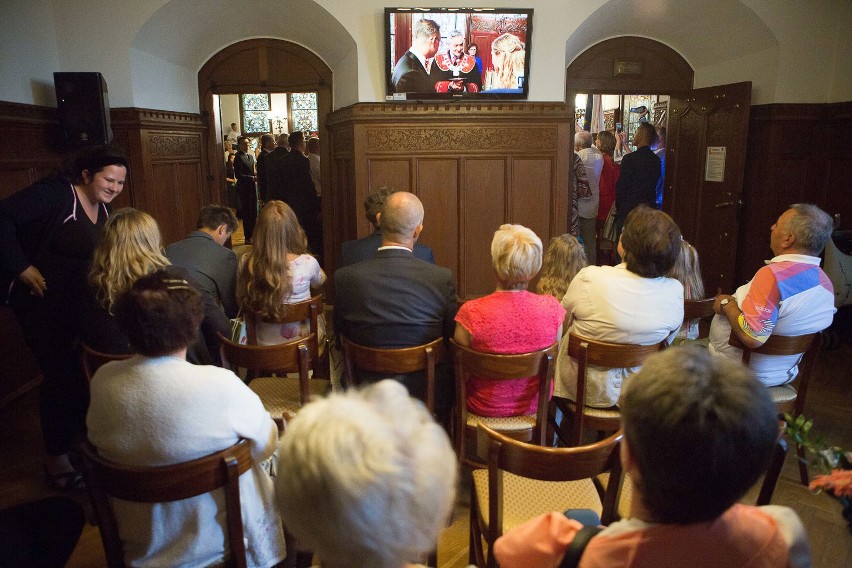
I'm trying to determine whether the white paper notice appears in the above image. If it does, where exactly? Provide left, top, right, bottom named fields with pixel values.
left=705, top=146, right=726, bottom=182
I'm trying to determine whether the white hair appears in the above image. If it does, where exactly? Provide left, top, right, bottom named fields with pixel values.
left=274, top=380, right=457, bottom=568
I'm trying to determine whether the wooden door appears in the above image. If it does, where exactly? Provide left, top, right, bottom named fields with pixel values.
left=665, top=81, right=751, bottom=294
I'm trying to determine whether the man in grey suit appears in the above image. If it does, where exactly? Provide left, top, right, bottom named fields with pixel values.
left=334, top=191, right=457, bottom=422
left=166, top=205, right=239, bottom=364
left=338, top=186, right=434, bottom=268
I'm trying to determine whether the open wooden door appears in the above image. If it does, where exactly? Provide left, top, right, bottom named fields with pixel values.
left=665, top=81, right=751, bottom=294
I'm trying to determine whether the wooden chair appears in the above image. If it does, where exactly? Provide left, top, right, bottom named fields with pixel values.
left=451, top=339, right=557, bottom=467
left=555, top=334, right=666, bottom=447
left=77, top=438, right=252, bottom=568
left=469, top=425, right=624, bottom=568
left=219, top=332, right=330, bottom=421
left=729, top=331, right=821, bottom=484
left=80, top=342, right=131, bottom=382
left=341, top=336, right=446, bottom=415
left=683, top=296, right=717, bottom=339
left=245, top=295, right=329, bottom=379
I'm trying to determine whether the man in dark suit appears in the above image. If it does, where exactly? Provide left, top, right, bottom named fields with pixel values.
left=334, top=191, right=458, bottom=422
left=391, top=19, right=441, bottom=93
left=338, top=186, right=434, bottom=268
left=255, top=134, right=275, bottom=203
left=233, top=136, right=258, bottom=242
left=615, top=122, right=661, bottom=236
left=165, top=205, right=239, bottom=364
left=268, top=131, right=321, bottom=254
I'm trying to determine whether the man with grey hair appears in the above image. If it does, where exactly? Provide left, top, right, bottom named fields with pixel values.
left=574, top=130, right=603, bottom=264
left=391, top=18, right=441, bottom=93
left=334, top=191, right=458, bottom=422
left=710, top=203, right=836, bottom=386
left=430, top=30, right=482, bottom=93
left=338, top=186, right=434, bottom=268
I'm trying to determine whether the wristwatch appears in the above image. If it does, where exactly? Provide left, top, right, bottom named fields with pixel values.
left=720, top=298, right=731, bottom=308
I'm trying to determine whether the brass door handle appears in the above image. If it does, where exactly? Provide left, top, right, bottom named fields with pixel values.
left=715, top=200, right=743, bottom=208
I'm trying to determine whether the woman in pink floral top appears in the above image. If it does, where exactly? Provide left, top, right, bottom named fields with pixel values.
left=237, top=201, right=326, bottom=345
left=454, top=224, right=565, bottom=417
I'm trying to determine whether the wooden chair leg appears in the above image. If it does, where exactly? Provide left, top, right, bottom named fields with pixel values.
left=468, top=483, right=484, bottom=567
left=757, top=437, right=788, bottom=506
left=796, top=442, right=810, bottom=486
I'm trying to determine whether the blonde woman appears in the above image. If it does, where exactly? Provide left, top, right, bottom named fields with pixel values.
left=80, top=208, right=169, bottom=354
left=483, top=33, right=525, bottom=91
left=537, top=234, right=588, bottom=302
left=238, top=200, right=326, bottom=345
left=667, top=239, right=705, bottom=340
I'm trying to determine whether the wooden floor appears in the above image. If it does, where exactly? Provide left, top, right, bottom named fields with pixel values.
left=1, top=342, right=850, bottom=567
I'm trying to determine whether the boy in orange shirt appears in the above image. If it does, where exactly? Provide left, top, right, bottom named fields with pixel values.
left=494, top=347, right=811, bottom=568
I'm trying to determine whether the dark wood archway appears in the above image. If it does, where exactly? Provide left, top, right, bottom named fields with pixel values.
left=198, top=38, right=333, bottom=255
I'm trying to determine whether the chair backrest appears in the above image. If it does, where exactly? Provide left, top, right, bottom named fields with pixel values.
left=682, top=297, right=716, bottom=321
left=219, top=332, right=315, bottom=387
left=78, top=439, right=252, bottom=568
left=451, top=339, right=558, bottom=448
left=245, top=295, right=323, bottom=344
left=729, top=331, right=821, bottom=416
left=477, top=425, right=624, bottom=535
left=80, top=343, right=132, bottom=383
left=341, top=336, right=446, bottom=413
left=566, top=333, right=666, bottom=446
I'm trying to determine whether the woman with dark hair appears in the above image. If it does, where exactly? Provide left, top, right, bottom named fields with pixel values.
left=86, top=267, right=286, bottom=568
left=554, top=205, right=684, bottom=409
left=0, top=144, right=128, bottom=489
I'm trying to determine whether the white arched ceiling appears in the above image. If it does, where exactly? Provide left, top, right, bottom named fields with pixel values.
left=130, top=0, right=357, bottom=112
left=565, top=0, right=780, bottom=103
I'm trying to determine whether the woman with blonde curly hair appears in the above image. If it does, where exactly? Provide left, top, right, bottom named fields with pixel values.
left=238, top=200, right=326, bottom=345
left=80, top=208, right=169, bottom=354
left=483, top=33, right=526, bottom=92
left=537, top=234, right=588, bottom=302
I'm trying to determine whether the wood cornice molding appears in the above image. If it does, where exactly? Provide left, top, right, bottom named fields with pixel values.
left=750, top=101, right=852, bottom=122
left=110, top=107, right=206, bottom=130
left=327, top=101, right=571, bottom=126
left=0, top=101, right=57, bottom=125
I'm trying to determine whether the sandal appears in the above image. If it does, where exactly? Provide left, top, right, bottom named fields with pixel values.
left=44, top=466, right=86, bottom=491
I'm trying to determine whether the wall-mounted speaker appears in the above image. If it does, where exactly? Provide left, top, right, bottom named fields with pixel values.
left=53, top=72, right=112, bottom=147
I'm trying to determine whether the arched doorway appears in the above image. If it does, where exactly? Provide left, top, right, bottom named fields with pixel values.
left=198, top=38, right=333, bottom=255
left=565, top=36, right=751, bottom=294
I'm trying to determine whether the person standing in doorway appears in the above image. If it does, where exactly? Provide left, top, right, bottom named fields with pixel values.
left=234, top=136, right=258, bottom=243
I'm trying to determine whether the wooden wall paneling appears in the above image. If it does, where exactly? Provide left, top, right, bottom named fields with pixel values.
left=367, top=159, right=412, bottom=198
left=511, top=158, right=554, bottom=241
left=461, top=158, right=506, bottom=299
left=416, top=158, right=459, bottom=282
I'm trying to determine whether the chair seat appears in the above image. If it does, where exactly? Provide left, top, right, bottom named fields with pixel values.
left=563, top=400, right=621, bottom=420
left=466, top=412, right=537, bottom=432
left=767, top=385, right=797, bottom=404
left=248, top=376, right=331, bottom=417
left=472, top=469, right=602, bottom=534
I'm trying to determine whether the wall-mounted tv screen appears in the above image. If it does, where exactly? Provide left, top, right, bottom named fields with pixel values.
left=385, top=8, right=533, bottom=100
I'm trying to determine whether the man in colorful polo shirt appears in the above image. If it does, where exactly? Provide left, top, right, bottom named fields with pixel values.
left=709, top=203, right=836, bottom=386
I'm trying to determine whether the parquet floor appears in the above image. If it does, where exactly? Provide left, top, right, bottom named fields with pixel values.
left=1, top=342, right=849, bottom=567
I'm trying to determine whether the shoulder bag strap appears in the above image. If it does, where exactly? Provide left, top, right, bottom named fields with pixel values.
left=559, top=525, right=603, bottom=568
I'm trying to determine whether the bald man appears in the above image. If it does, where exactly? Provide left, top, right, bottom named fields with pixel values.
left=334, top=191, right=458, bottom=422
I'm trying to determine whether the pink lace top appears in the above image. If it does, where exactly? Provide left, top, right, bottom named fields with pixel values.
left=455, top=291, right=565, bottom=417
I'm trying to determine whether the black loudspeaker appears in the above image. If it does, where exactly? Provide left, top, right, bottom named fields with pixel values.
left=53, top=72, right=113, bottom=146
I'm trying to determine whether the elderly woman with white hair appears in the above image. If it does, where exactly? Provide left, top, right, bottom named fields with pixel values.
left=453, top=224, right=565, bottom=417
left=274, top=380, right=457, bottom=568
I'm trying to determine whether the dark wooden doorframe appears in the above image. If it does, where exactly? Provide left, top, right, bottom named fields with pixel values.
left=198, top=39, right=333, bottom=257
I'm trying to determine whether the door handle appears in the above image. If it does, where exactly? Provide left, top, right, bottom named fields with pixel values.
left=715, top=200, right=743, bottom=209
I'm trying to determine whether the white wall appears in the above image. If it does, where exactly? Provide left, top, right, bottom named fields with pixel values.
left=0, top=0, right=60, bottom=106
left=2, top=0, right=850, bottom=110
left=219, top=94, right=240, bottom=141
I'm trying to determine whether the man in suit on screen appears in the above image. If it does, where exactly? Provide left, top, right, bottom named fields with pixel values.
left=391, top=19, right=441, bottom=93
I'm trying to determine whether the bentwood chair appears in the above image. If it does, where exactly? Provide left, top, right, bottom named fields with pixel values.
left=554, top=334, right=666, bottom=447
left=341, top=336, right=446, bottom=415
left=80, top=342, right=132, bottom=383
left=469, top=425, right=624, bottom=568
left=683, top=296, right=717, bottom=339
left=451, top=339, right=557, bottom=468
left=219, top=332, right=330, bottom=422
left=245, top=295, right=330, bottom=379
left=729, top=331, right=821, bottom=484
left=78, top=438, right=252, bottom=568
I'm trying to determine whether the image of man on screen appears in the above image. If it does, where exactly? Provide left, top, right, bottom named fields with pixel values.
left=430, top=30, right=481, bottom=93
left=391, top=19, right=441, bottom=94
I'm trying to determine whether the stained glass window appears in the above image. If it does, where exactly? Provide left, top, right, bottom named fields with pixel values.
left=290, top=93, right=318, bottom=133
left=241, top=93, right=270, bottom=135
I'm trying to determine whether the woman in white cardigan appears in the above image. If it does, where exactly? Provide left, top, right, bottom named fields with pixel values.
left=86, top=267, right=287, bottom=568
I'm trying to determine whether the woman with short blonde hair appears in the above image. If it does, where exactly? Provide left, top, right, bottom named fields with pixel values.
left=238, top=200, right=326, bottom=344
left=454, top=224, right=565, bottom=417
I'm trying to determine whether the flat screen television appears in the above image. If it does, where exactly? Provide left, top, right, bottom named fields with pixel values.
left=384, top=8, right=533, bottom=100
